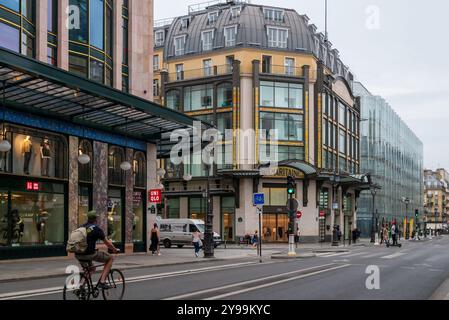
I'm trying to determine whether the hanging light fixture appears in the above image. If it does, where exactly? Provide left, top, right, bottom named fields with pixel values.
left=120, top=117, right=132, bottom=171
left=0, top=80, right=11, bottom=153
left=78, top=102, right=91, bottom=164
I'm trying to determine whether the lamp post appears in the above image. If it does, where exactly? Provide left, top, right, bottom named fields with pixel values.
left=370, top=186, right=378, bottom=243
left=203, top=163, right=214, bottom=258
left=434, top=207, right=439, bottom=237
left=330, top=172, right=340, bottom=246
left=402, top=197, right=410, bottom=240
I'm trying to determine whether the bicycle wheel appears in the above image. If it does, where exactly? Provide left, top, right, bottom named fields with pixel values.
left=63, top=273, right=91, bottom=301
left=102, top=269, right=125, bottom=300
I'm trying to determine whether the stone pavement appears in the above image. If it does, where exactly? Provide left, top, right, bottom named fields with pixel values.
left=0, top=240, right=372, bottom=283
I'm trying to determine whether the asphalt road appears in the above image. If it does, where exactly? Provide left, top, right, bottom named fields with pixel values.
left=2, top=236, right=449, bottom=300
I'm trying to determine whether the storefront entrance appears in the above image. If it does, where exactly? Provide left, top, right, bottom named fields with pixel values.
left=107, top=189, right=125, bottom=250
left=221, top=197, right=235, bottom=242
left=262, top=213, right=289, bottom=242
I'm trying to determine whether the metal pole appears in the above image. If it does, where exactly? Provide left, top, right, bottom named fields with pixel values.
left=259, top=208, right=262, bottom=263
left=204, top=165, right=214, bottom=258
left=371, top=190, right=375, bottom=243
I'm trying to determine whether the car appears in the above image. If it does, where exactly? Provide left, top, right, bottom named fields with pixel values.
left=158, top=219, right=221, bottom=249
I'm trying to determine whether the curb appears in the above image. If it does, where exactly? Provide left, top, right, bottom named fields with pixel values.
left=271, top=253, right=316, bottom=259
left=313, top=249, right=350, bottom=254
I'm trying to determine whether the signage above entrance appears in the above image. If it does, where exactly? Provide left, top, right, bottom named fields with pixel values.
left=266, top=167, right=305, bottom=179
left=149, top=189, right=162, bottom=204
left=26, top=182, right=40, bottom=191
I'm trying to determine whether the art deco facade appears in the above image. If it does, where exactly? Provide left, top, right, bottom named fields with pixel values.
left=153, top=0, right=368, bottom=243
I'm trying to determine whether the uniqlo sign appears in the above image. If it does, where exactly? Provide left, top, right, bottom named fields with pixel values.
left=149, top=189, right=162, bottom=204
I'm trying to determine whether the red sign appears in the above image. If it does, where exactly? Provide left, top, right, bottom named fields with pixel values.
left=319, top=211, right=326, bottom=217
left=149, top=189, right=162, bottom=204
left=297, top=211, right=302, bottom=219
left=26, top=182, right=40, bottom=191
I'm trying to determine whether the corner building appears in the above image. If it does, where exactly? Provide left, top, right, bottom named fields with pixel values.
left=154, top=1, right=369, bottom=243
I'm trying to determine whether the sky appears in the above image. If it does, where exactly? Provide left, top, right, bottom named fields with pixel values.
left=154, top=0, right=449, bottom=170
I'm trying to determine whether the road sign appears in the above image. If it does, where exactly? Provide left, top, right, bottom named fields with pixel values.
left=296, top=211, right=302, bottom=219
left=286, top=198, right=299, bottom=212
left=319, top=211, right=326, bottom=217
left=256, top=207, right=263, bottom=215
left=149, top=189, right=162, bottom=204
left=253, top=193, right=265, bottom=206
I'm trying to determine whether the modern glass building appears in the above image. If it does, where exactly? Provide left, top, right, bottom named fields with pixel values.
left=354, top=82, right=424, bottom=237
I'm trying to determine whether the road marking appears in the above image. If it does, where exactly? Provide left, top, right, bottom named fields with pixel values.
left=343, top=252, right=367, bottom=258
left=164, top=263, right=347, bottom=300
left=316, top=252, right=349, bottom=258
left=381, top=252, right=406, bottom=259
left=0, top=261, right=274, bottom=300
left=205, top=264, right=351, bottom=300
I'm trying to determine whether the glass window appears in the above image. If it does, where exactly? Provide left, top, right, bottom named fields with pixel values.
left=133, top=152, right=146, bottom=188
left=260, top=81, right=274, bottom=107
left=107, top=189, right=123, bottom=244
left=153, top=55, right=159, bottom=71
left=155, top=30, right=165, bottom=46
left=217, top=83, right=233, bottom=107
left=222, top=196, right=235, bottom=241
left=132, top=191, right=144, bottom=242
left=285, top=58, right=294, bottom=76
left=184, top=84, right=214, bottom=111
left=153, top=79, right=159, bottom=96
left=47, top=46, right=57, bottom=66
left=189, top=198, right=205, bottom=221
left=339, top=103, right=346, bottom=126
left=231, top=6, right=241, bottom=19
left=260, top=112, right=303, bottom=142
left=208, top=11, right=218, bottom=24
left=0, top=0, right=20, bottom=11
left=263, top=187, right=288, bottom=206
left=166, top=90, right=180, bottom=111
left=175, top=64, right=183, bottom=80
left=108, top=146, right=125, bottom=186
left=167, top=198, right=180, bottom=219
left=0, top=22, right=20, bottom=53
left=69, top=0, right=88, bottom=43
left=90, top=59, right=104, bottom=83
left=89, top=0, right=104, bottom=50
left=339, top=129, right=346, bottom=154
left=78, top=185, right=92, bottom=226
left=122, top=75, right=129, bottom=93
left=181, top=17, right=190, bottom=30
left=21, top=31, right=34, bottom=58
left=203, top=59, right=213, bottom=76
left=69, top=53, right=88, bottom=77
left=260, top=81, right=303, bottom=109
left=267, top=27, right=288, bottom=49
left=264, top=8, right=284, bottom=22
left=224, top=26, right=237, bottom=47
left=47, top=0, right=58, bottom=33
left=262, top=55, right=271, bottom=73
left=105, top=1, right=112, bottom=56
left=174, top=36, right=185, bottom=56
left=78, top=140, right=93, bottom=183
left=122, top=17, right=129, bottom=65
left=202, top=30, right=214, bottom=51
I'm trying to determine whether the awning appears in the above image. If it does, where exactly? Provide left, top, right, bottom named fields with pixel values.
left=0, top=48, right=211, bottom=158
left=258, top=160, right=317, bottom=177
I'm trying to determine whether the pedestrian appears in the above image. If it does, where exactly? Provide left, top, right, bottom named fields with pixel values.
left=192, top=226, right=202, bottom=257
left=392, top=222, right=398, bottom=246
left=383, top=225, right=389, bottom=246
left=252, top=230, right=259, bottom=248
left=149, top=223, right=161, bottom=256
left=380, top=226, right=384, bottom=244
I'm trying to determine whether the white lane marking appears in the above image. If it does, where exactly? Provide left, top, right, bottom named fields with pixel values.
left=0, top=261, right=273, bottom=300
left=164, top=263, right=340, bottom=300
left=342, top=252, right=367, bottom=258
left=316, top=252, right=349, bottom=258
left=381, top=252, right=406, bottom=259
left=205, top=264, right=351, bottom=300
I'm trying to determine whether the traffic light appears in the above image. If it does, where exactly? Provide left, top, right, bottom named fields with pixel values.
left=287, top=176, right=295, bottom=195
left=415, top=210, right=419, bottom=218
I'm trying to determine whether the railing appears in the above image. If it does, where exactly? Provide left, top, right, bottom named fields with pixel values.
left=154, top=18, right=175, bottom=28
left=260, top=64, right=305, bottom=77
left=188, top=0, right=249, bottom=14
left=167, top=64, right=233, bottom=82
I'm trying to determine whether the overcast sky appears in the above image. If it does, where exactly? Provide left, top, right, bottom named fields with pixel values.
left=154, top=0, right=449, bottom=170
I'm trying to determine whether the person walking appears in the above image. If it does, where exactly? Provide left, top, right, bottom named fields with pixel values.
left=392, top=222, right=398, bottom=246
left=252, top=230, right=259, bottom=248
left=383, top=225, right=389, bottom=246
left=192, top=227, right=202, bottom=257
left=149, top=223, right=161, bottom=256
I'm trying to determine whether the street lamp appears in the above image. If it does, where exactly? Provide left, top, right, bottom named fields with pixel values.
left=203, top=162, right=214, bottom=258
left=329, top=172, right=341, bottom=247
left=402, top=197, right=411, bottom=240
left=435, top=207, right=439, bottom=237
left=370, top=185, right=378, bottom=243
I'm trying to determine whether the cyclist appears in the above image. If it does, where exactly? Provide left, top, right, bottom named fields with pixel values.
left=75, top=211, right=119, bottom=289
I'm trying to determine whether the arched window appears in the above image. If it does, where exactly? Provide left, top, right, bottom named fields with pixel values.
left=217, top=83, right=233, bottom=107
left=133, top=152, right=146, bottom=188
left=166, top=90, right=181, bottom=111
left=108, top=146, right=125, bottom=185
left=78, top=139, right=93, bottom=182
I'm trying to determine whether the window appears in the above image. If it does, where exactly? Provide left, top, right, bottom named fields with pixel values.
left=339, top=103, right=346, bottom=126
left=47, top=46, right=57, bottom=66
left=153, top=55, right=160, bottom=71
left=90, top=59, right=104, bottom=83
left=181, top=17, right=190, bottom=30
left=262, top=55, right=272, bottom=73
left=260, top=112, right=304, bottom=142
left=153, top=79, right=159, bottom=96
left=155, top=30, right=165, bottom=46
left=231, top=6, right=241, bottom=19
left=166, top=90, right=181, bottom=111
left=174, top=35, right=186, bottom=56
left=79, top=140, right=93, bottom=183
left=203, top=59, right=213, bottom=76
left=264, top=8, right=284, bottom=22
left=107, top=189, right=123, bottom=243
left=184, top=85, right=214, bottom=111
left=285, top=58, right=294, bottom=76
left=260, top=81, right=303, bottom=109
left=108, top=146, right=125, bottom=186
left=0, top=22, right=20, bottom=53
left=267, top=27, right=288, bottom=48
left=189, top=198, right=206, bottom=221
left=224, top=25, right=237, bottom=47
left=226, top=55, right=234, bottom=72
left=208, top=11, right=219, bottom=24
left=201, top=30, right=214, bottom=51
left=339, top=129, right=346, bottom=154
left=47, top=0, right=58, bottom=33
left=217, top=83, right=233, bottom=107
left=133, top=152, right=146, bottom=188
left=167, top=198, right=180, bottom=219
left=132, top=190, right=145, bottom=242
left=175, top=64, right=183, bottom=81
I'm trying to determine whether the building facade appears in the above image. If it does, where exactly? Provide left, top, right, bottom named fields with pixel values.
left=0, top=0, right=203, bottom=260
left=153, top=0, right=369, bottom=244
left=424, top=169, right=449, bottom=231
left=354, top=82, right=424, bottom=237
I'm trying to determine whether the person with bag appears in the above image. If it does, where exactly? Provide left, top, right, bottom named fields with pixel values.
left=67, top=211, right=119, bottom=289
left=192, top=227, right=202, bottom=258
left=149, top=223, right=161, bottom=256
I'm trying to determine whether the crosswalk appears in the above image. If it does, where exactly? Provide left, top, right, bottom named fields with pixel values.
left=315, top=250, right=408, bottom=260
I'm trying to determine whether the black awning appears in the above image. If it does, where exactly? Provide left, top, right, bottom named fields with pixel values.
left=0, top=48, right=211, bottom=157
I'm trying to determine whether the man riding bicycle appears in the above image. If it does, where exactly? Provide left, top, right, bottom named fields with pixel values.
left=75, top=211, right=119, bottom=289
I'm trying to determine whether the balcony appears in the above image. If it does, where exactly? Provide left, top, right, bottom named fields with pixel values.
left=167, top=64, right=232, bottom=82
left=154, top=18, right=175, bottom=28
left=260, top=64, right=306, bottom=78
left=188, top=0, right=249, bottom=14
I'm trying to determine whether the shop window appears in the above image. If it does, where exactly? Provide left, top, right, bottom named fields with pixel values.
left=108, top=146, right=125, bottom=186
left=166, top=90, right=181, bottom=111
left=260, top=81, right=303, bottom=109
left=133, top=151, right=146, bottom=188
left=260, top=112, right=303, bottom=142
left=167, top=198, right=180, bottom=219
left=189, top=198, right=205, bottom=221
left=78, top=185, right=92, bottom=226
left=107, top=189, right=123, bottom=244
left=78, top=140, right=93, bottom=183
left=132, top=190, right=144, bottom=242
left=217, top=83, right=233, bottom=107
left=221, top=197, right=235, bottom=241
left=184, top=84, right=214, bottom=111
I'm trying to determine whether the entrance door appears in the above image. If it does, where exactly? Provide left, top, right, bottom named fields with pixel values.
left=263, top=214, right=289, bottom=242
left=107, top=189, right=124, bottom=245
left=0, top=190, right=8, bottom=246
left=221, top=197, right=235, bottom=241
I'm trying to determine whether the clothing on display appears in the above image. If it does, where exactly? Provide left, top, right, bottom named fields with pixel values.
left=22, top=136, right=32, bottom=175
left=0, top=150, right=7, bottom=172
left=40, top=138, right=51, bottom=177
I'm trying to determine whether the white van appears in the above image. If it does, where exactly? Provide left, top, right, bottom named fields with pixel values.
left=158, top=219, right=221, bottom=249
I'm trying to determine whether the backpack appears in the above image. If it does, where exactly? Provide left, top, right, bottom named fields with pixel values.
left=66, top=227, right=88, bottom=254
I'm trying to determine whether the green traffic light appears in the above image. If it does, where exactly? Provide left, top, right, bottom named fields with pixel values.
left=288, top=188, right=295, bottom=195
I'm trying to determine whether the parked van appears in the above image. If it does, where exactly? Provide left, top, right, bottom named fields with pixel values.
left=158, top=219, right=221, bottom=249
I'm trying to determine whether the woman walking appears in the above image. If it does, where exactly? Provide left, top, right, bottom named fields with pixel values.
left=192, top=227, right=202, bottom=258
left=150, top=223, right=161, bottom=256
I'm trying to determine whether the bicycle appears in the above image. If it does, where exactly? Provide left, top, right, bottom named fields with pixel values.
left=63, top=256, right=125, bottom=301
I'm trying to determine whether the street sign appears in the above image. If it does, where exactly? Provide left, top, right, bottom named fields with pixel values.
left=253, top=193, right=265, bottom=206
left=287, top=198, right=299, bottom=212
left=296, top=211, right=302, bottom=219
left=319, top=211, right=326, bottom=217
left=149, top=189, right=162, bottom=204
left=256, top=207, right=263, bottom=215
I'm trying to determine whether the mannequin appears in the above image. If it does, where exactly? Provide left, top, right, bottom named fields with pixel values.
left=22, top=136, right=32, bottom=175
left=40, top=137, right=51, bottom=177
left=0, top=147, right=7, bottom=172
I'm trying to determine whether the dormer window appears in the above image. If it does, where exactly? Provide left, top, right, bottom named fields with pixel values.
left=181, top=17, right=191, bottom=30
left=267, top=27, right=288, bottom=49
left=231, top=6, right=241, bottom=19
left=264, top=8, right=284, bottom=22
left=208, top=11, right=219, bottom=24
left=224, top=25, right=237, bottom=47
left=202, top=30, right=214, bottom=51
left=174, top=35, right=186, bottom=56
left=155, top=30, right=165, bottom=46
